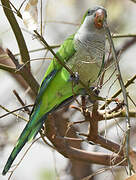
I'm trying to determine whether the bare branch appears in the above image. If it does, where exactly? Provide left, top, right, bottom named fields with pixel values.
left=46, top=115, right=127, bottom=166
left=0, top=63, right=16, bottom=73
left=6, top=49, right=39, bottom=95
left=100, top=74, right=136, bottom=109
left=1, top=0, right=30, bottom=67
left=104, top=20, right=132, bottom=174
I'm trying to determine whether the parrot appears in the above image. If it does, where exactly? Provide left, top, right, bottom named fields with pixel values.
left=2, top=6, right=107, bottom=175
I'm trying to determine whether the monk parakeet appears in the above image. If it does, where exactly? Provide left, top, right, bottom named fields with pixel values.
left=2, top=6, right=107, bottom=175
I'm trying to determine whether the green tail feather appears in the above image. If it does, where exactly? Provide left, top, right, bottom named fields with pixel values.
left=2, top=115, right=46, bottom=175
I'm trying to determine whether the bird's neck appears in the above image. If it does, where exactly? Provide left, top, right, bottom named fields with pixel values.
left=74, top=28, right=105, bottom=60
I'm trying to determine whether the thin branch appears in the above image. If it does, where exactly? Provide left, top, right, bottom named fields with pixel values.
left=100, top=74, right=136, bottom=109
left=6, top=49, right=22, bottom=69
left=0, top=104, right=33, bottom=119
left=45, top=20, right=79, bottom=26
left=0, top=63, right=16, bottom=73
left=105, top=37, right=136, bottom=69
left=0, top=104, right=28, bottom=122
left=13, top=90, right=31, bottom=115
left=6, top=49, right=39, bottom=95
left=1, top=0, right=30, bottom=67
left=0, top=3, right=17, bottom=14
left=112, top=34, right=136, bottom=38
left=127, top=94, right=136, bottom=108
left=14, top=45, right=60, bottom=56
left=98, top=109, right=136, bottom=121
left=39, top=131, right=55, bottom=149
left=9, top=1, right=22, bottom=19
left=104, top=20, right=131, bottom=174
left=8, top=137, right=40, bottom=180
left=18, top=0, right=27, bottom=11
left=82, top=158, right=127, bottom=180
left=40, top=0, right=43, bottom=36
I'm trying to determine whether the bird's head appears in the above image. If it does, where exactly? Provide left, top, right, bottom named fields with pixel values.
left=81, top=6, right=107, bottom=31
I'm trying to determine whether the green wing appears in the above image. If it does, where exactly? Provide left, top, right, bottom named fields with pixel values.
left=43, top=34, right=75, bottom=80
left=34, top=34, right=76, bottom=106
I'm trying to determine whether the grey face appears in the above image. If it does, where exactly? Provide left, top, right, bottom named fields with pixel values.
left=84, top=6, right=107, bottom=31
left=87, top=6, right=107, bottom=19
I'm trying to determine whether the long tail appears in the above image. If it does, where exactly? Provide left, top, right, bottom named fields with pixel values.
left=2, top=114, right=47, bottom=175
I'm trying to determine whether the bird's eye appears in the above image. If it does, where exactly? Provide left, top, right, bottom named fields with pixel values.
left=87, top=10, right=94, bottom=15
left=87, top=10, right=91, bottom=15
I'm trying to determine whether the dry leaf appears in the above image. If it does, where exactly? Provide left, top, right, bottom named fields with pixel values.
left=22, top=0, right=38, bottom=31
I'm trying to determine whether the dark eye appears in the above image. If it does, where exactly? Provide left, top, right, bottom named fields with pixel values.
left=87, top=9, right=94, bottom=15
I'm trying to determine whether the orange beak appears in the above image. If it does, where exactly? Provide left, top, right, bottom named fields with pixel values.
left=94, top=9, right=105, bottom=29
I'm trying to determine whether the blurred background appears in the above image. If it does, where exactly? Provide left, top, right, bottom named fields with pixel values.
left=0, top=0, right=136, bottom=179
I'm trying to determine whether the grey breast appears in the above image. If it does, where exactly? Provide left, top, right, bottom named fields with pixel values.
left=67, top=32, right=105, bottom=86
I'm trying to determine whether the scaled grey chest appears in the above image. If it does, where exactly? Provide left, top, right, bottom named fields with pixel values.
left=67, top=32, right=105, bottom=87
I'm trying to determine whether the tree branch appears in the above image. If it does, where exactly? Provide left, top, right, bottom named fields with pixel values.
left=104, top=20, right=131, bottom=174
left=1, top=0, right=30, bottom=68
left=6, top=49, right=39, bottom=95
left=46, top=114, right=127, bottom=166
left=0, top=63, right=16, bottom=73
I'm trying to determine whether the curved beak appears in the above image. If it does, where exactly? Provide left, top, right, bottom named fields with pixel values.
left=94, top=9, right=105, bottom=29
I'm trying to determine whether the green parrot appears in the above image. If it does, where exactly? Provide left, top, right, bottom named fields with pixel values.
left=2, top=6, right=107, bottom=175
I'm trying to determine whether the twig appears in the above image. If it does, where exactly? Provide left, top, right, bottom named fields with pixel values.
left=18, top=0, right=27, bottom=11
left=40, top=0, right=43, bottom=36
left=107, top=101, right=124, bottom=114
left=0, top=4, right=17, bottom=15
left=100, top=74, right=136, bottom=109
left=63, top=136, right=83, bottom=142
left=1, top=0, right=30, bottom=67
left=0, top=104, right=33, bottom=119
left=100, top=110, right=136, bottom=120
left=105, top=37, right=136, bottom=68
left=45, top=20, right=79, bottom=26
left=112, top=34, right=136, bottom=38
left=70, top=105, right=81, bottom=111
left=8, top=137, right=40, bottom=180
left=65, top=120, right=87, bottom=137
left=127, top=94, right=136, bottom=108
left=39, top=130, right=55, bottom=149
left=0, top=104, right=28, bottom=122
left=6, top=49, right=39, bottom=95
left=13, top=90, right=31, bottom=115
left=9, top=1, right=22, bottom=19
left=0, top=64, right=16, bottom=72
left=82, top=158, right=127, bottom=180
left=6, top=49, right=22, bottom=69
left=14, top=45, right=60, bottom=56
left=107, top=77, right=118, bottom=97
left=104, top=20, right=131, bottom=174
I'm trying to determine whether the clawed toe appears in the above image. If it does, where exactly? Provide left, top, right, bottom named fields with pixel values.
left=70, top=72, right=79, bottom=85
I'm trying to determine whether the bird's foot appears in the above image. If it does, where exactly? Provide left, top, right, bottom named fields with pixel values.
left=70, top=72, right=79, bottom=85
left=80, top=86, right=100, bottom=96
left=90, top=86, right=100, bottom=96
left=88, top=86, right=100, bottom=103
